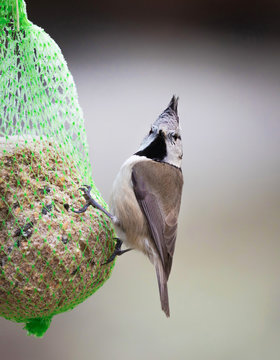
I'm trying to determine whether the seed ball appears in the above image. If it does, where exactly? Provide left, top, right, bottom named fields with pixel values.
left=0, top=137, right=115, bottom=323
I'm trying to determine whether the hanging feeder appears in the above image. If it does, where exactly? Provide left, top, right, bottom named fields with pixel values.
left=0, top=0, right=116, bottom=337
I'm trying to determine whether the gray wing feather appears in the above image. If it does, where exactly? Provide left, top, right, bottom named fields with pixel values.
left=132, top=161, right=183, bottom=279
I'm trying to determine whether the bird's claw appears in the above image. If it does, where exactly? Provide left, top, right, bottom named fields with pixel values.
left=78, top=185, right=92, bottom=198
left=102, top=238, right=133, bottom=265
left=72, top=184, right=115, bottom=220
left=72, top=202, right=90, bottom=214
left=72, top=185, right=92, bottom=213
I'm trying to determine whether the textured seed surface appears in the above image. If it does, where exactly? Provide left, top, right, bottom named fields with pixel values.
left=0, top=138, right=115, bottom=322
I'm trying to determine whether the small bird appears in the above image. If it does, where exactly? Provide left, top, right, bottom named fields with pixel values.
left=74, top=96, right=183, bottom=317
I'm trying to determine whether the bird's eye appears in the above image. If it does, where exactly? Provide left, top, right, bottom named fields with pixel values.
left=172, top=134, right=181, bottom=141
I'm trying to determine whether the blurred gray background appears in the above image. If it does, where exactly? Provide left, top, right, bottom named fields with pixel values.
left=1, top=0, right=280, bottom=359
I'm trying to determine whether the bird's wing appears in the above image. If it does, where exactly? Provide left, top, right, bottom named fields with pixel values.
left=131, top=160, right=183, bottom=279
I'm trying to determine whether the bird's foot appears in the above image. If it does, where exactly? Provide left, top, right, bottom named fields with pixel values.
left=72, top=185, right=114, bottom=220
left=103, top=238, right=132, bottom=265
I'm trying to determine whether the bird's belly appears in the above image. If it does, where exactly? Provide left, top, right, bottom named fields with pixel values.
left=110, top=156, right=149, bottom=251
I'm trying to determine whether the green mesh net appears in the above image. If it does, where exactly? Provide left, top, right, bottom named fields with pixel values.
left=0, top=0, right=116, bottom=337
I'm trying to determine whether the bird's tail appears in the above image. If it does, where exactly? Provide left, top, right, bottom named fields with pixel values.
left=155, top=260, right=170, bottom=317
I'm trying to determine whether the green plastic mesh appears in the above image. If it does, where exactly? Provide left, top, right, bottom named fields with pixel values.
left=0, top=0, right=116, bottom=337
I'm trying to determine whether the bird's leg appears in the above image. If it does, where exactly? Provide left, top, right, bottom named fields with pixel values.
left=72, top=185, right=115, bottom=221
left=102, top=238, right=133, bottom=265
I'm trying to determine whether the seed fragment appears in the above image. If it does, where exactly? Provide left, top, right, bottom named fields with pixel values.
left=42, top=204, right=52, bottom=215
left=71, top=268, right=78, bottom=276
left=63, top=203, right=69, bottom=211
left=61, top=235, right=68, bottom=244
left=40, top=185, right=51, bottom=195
left=14, top=222, right=34, bottom=239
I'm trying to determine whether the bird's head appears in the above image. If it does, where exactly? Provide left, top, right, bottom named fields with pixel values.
left=136, top=96, right=183, bottom=168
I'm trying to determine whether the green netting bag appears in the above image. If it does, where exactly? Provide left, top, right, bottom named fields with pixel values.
left=0, top=0, right=116, bottom=337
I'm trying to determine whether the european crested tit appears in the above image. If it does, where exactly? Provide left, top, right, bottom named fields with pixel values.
left=74, top=96, right=183, bottom=317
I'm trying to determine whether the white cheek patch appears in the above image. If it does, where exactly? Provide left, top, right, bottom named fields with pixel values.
left=165, top=141, right=182, bottom=168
